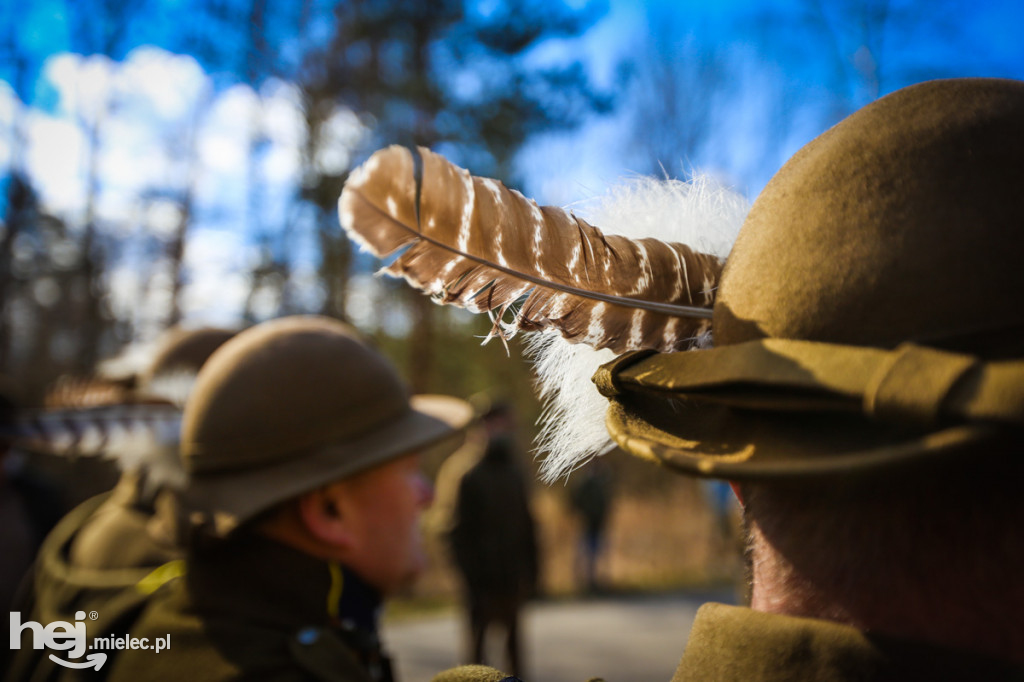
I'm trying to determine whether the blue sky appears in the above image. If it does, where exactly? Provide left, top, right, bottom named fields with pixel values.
left=524, top=0, right=1024, bottom=203
left=3, top=0, right=1024, bottom=337
left=9, top=0, right=1024, bottom=200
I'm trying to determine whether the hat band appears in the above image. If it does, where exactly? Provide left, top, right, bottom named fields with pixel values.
left=594, top=339, right=1024, bottom=430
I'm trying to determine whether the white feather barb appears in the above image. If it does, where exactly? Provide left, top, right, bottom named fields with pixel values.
left=530, top=174, right=748, bottom=481
left=340, top=147, right=750, bottom=480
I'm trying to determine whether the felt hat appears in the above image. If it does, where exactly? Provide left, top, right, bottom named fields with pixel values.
left=181, top=315, right=472, bottom=533
left=139, top=326, right=237, bottom=392
left=597, top=78, right=1024, bottom=479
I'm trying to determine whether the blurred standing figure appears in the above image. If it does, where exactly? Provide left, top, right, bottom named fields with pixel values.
left=0, top=442, right=35, bottom=617
left=699, top=478, right=744, bottom=597
left=569, top=457, right=612, bottom=593
left=448, top=399, right=538, bottom=678
left=0, top=380, right=63, bottom=617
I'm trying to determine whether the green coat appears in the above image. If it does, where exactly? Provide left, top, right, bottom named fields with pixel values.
left=104, top=533, right=393, bottom=682
left=64, top=474, right=181, bottom=572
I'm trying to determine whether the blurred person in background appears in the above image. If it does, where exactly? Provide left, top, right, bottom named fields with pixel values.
left=446, top=397, right=538, bottom=679
left=699, top=478, right=745, bottom=600
left=568, top=457, right=611, bottom=595
left=0, top=379, right=63, bottom=618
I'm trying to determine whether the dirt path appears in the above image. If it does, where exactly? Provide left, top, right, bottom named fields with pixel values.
left=382, top=591, right=733, bottom=682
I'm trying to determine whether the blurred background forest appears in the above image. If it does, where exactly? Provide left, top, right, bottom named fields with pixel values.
left=3, top=0, right=1024, bottom=594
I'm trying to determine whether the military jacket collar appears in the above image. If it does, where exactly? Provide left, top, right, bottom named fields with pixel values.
left=675, top=603, right=1024, bottom=682
left=187, top=532, right=391, bottom=679
left=189, top=532, right=380, bottom=626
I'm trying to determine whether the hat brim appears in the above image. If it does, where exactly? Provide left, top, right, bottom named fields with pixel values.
left=605, top=394, right=1005, bottom=480
left=596, top=338, right=1024, bottom=480
left=186, top=394, right=473, bottom=535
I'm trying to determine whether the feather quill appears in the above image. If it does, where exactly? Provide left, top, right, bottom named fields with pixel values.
left=339, top=145, right=725, bottom=354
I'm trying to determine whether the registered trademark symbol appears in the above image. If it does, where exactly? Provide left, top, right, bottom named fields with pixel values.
left=89, top=611, right=99, bottom=620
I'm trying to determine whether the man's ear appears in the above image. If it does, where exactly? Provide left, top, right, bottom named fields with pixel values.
left=297, top=485, right=356, bottom=550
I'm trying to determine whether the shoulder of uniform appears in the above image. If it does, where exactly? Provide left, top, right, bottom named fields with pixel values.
left=430, top=665, right=521, bottom=682
left=430, top=665, right=604, bottom=682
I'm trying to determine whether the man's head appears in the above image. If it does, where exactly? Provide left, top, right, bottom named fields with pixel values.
left=180, top=315, right=470, bottom=594
left=595, top=78, right=1024, bottom=659
left=737, top=449, right=1024, bottom=660
left=259, top=452, right=435, bottom=595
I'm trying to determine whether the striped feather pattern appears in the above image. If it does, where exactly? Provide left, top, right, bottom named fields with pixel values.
left=3, top=403, right=186, bottom=489
left=339, top=145, right=724, bottom=353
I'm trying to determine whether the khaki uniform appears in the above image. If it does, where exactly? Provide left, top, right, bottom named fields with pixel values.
left=675, top=604, right=1024, bottom=681
left=428, top=606, right=1024, bottom=682
left=431, top=667, right=527, bottom=682
left=6, top=494, right=177, bottom=681
left=106, top=532, right=393, bottom=682
left=4, top=490, right=392, bottom=682
left=431, top=666, right=601, bottom=682
left=67, top=473, right=181, bottom=571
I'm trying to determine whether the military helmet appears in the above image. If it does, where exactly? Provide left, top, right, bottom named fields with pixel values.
left=597, top=78, right=1024, bottom=479
left=181, top=315, right=472, bottom=534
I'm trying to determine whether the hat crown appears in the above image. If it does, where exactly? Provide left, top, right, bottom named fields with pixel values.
left=140, top=326, right=236, bottom=388
left=181, top=316, right=410, bottom=474
left=716, top=78, right=1024, bottom=354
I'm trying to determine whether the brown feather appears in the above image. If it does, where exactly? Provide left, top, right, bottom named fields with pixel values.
left=339, top=146, right=724, bottom=353
left=44, top=375, right=137, bottom=408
